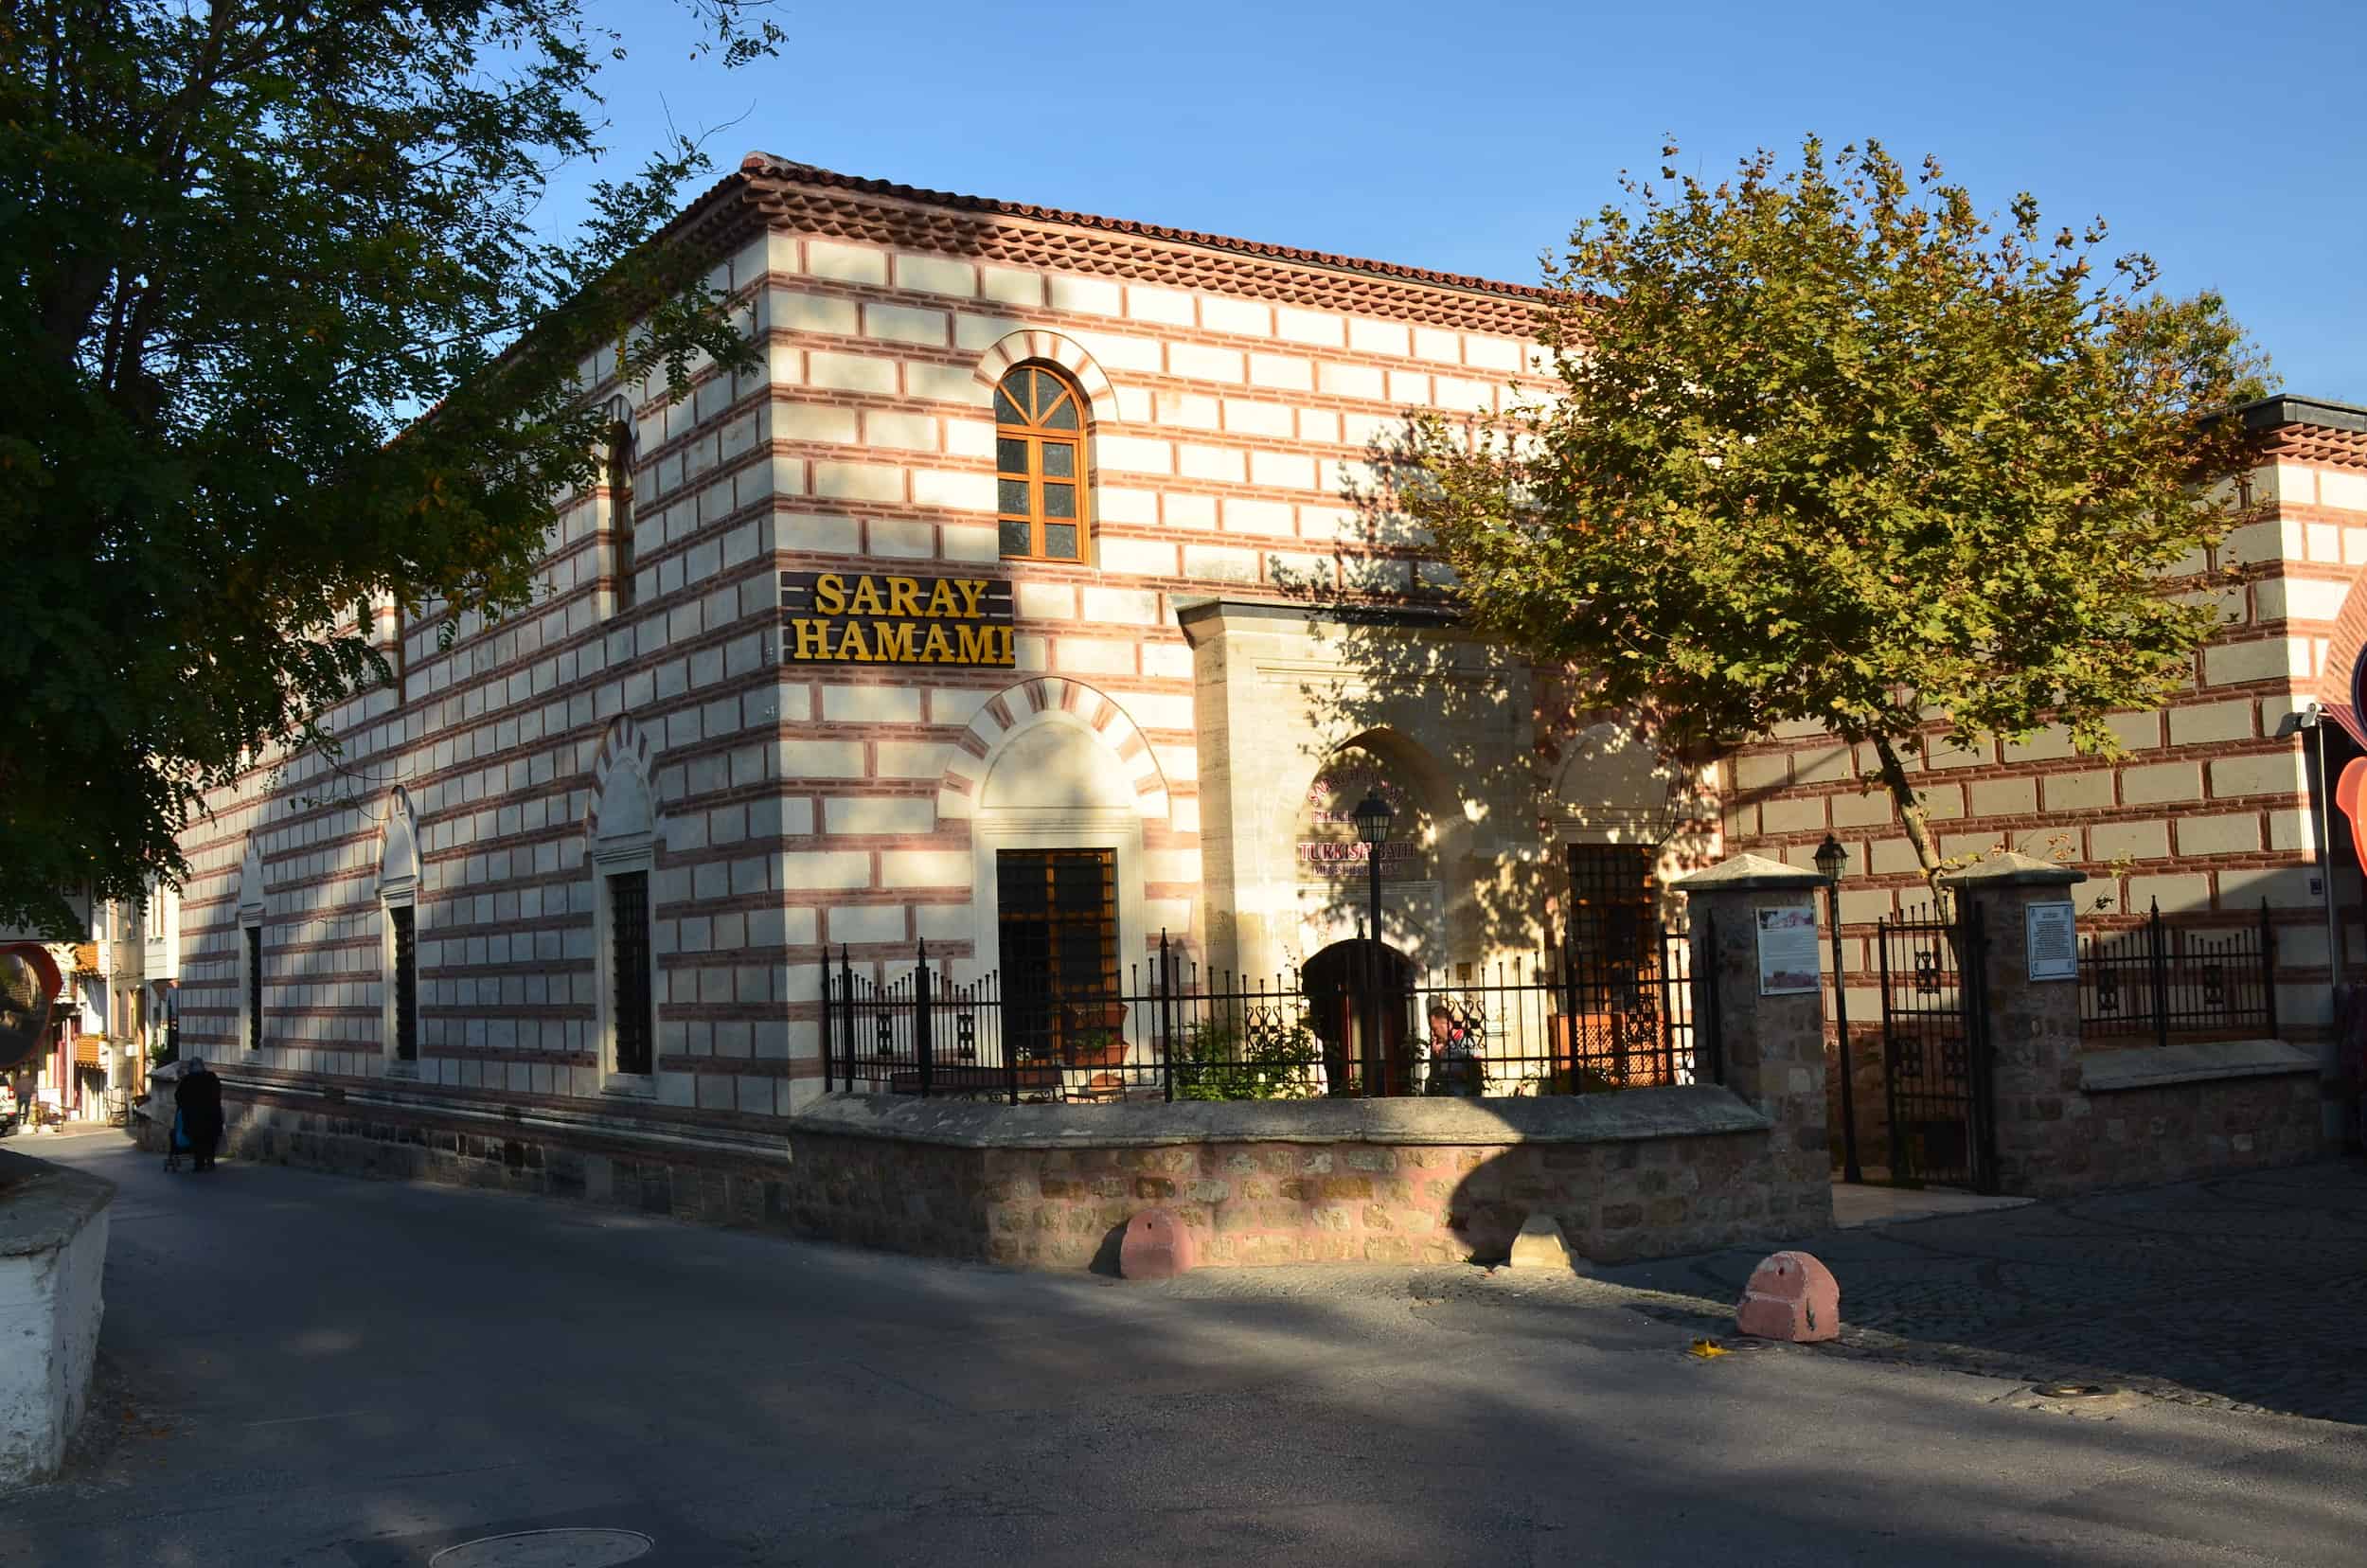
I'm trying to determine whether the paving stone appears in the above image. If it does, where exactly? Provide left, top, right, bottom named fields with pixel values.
left=1590, top=1161, right=2367, bottom=1422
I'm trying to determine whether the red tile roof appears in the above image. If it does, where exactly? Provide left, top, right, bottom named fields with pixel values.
left=730, top=154, right=1548, bottom=303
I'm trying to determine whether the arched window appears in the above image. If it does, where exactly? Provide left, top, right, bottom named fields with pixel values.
left=995, top=365, right=1090, bottom=562
left=606, top=418, right=637, bottom=611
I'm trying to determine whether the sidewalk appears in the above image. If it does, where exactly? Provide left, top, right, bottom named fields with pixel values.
left=1589, top=1158, right=2367, bottom=1423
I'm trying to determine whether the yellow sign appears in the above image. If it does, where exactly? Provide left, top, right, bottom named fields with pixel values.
left=779, top=571, right=1017, bottom=667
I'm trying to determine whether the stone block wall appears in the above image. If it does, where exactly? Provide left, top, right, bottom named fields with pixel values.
left=970, top=1121, right=1818, bottom=1269
left=201, top=1080, right=1832, bottom=1271
left=1957, top=866, right=2336, bottom=1198
left=1996, top=1067, right=2322, bottom=1199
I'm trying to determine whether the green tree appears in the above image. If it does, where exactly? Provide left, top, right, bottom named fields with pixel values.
left=0, top=0, right=782, bottom=933
left=1390, top=139, right=2267, bottom=881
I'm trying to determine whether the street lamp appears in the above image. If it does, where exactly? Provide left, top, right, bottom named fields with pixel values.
left=1352, top=789, right=1396, bottom=1095
left=1353, top=788, right=1396, bottom=941
left=1815, top=833, right=1862, bottom=1184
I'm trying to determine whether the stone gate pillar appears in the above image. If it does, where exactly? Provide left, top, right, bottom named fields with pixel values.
left=1673, top=854, right=1834, bottom=1223
left=1938, top=852, right=2087, bottom=1195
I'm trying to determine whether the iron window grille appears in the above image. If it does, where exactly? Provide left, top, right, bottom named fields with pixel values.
left=245, top=925, right=262, bottom=1051
left=995, top=847, right=1118, bottom=1064
left=390, top=905, right=418, bottom=1062
left=608, top=421, right=637, bottom=611
left=608, top=871, right=653, bottom=1075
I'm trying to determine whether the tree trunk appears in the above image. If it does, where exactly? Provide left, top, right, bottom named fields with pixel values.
left=1868, top=734, right=1946, bottom=886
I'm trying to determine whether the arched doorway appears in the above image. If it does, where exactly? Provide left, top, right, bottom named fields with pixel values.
left=1302, top=937, right=1415, bottom=1096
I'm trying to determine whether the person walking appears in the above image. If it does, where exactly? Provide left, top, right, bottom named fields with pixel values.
left=174, top=1057, right=223, bottom=1172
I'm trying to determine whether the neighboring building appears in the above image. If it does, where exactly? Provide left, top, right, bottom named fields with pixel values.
left=1, top=892, right=106, bottom=1119
left=1724, top=394, right=2367, bottom=1149
left=167, top=159, right=1698, bottom=1133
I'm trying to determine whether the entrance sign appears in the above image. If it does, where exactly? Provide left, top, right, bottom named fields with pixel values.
left=2024, top=900, right=2077, bottom=981
left=779, top=571, right=1016, bottom=666
left=1294, top=841, right=1419, bottom=872
left=1754, top=905, right=1820, bottom=996
left=1295, top=750, right=1430, bottom=884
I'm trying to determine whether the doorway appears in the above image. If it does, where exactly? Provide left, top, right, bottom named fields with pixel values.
left=1302, top=938, right=1415, bottom=1096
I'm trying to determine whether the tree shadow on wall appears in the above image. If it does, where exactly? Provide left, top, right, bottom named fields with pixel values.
left=1265, top=437, right=1718, bottom=969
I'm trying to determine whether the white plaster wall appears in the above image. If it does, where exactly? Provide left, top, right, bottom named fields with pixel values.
left=0, top=1201, right=108, bottom=1486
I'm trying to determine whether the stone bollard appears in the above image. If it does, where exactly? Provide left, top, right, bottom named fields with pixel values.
left=1118, top=1206, right=1195, bottom=1279
left=1507, top=1213, right=1571, bottom=1269
left=1735, top=1250, right=1840, bottom=1342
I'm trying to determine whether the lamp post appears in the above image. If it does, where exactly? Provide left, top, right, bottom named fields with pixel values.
left=1352, top=789, right=1396, bottom=1095
left=1815, top=833, right=1862, bottom=1184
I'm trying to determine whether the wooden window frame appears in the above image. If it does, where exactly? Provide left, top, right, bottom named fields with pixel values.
left=994, top=365, right=1093, bottom=564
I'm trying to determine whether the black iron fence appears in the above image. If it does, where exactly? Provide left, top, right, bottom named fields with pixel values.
left=1876, top=900, right=1995, bottom=1191
left=2079, top=900, right=2278, bottom=1045
left=824, top=919, right=1709, bottom=1103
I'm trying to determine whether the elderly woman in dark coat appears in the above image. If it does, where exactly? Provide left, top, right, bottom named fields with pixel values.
left=173, top=1058, right=224, bottom=1172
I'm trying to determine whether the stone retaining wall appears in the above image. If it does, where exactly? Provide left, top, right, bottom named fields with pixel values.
left=199, top=1081, right=1833, bottom=1269
left=961, top=1119, right=1811, bottom=1268
left=1993, top=1042, right=2324, bottom=1198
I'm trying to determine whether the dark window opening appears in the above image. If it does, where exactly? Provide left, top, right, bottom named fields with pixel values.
left=1566, top=843, right=1658, bottom=966
left=608, top=871, right=652, bottom=1075
left=996, top=848, right=1118, bottom=1061
left=608, top=423, right=637, bottom=611
left=244, top=925, right=263, bottom=1051
left=390, top=904, right=418, bottom=1062
left=392, top=606, right=408, bottom=704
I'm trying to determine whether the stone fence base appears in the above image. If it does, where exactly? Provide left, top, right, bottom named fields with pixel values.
left=784, top=1092, right=1832, bottom=1268
left=0, top=1149, right=114, bottom=1488
left=199, top=1079, right=1834, bottom=1270
left=1995, top=1039, right=2327, bottom=1199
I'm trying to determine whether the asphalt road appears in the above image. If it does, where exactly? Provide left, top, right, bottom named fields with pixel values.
left=9, top=1131, right=2367, bottom=1567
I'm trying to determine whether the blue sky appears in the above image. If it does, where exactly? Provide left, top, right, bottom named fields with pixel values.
left=558, top=0, right=2366, bottom=402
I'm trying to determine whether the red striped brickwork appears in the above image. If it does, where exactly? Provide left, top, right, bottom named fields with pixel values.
left=1724, top=448, right=2367, bottom=1039
left=167, top=175, right=1562, bottom=1124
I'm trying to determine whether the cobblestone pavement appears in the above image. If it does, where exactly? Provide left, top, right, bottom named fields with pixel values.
left=1576, top=1158, right=2367, bottom=1424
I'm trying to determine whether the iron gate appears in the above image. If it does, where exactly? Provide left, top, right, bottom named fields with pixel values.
left=1875, top=900, right=1996, bottom=1192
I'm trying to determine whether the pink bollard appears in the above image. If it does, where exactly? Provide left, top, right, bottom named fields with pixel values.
left=1118, top=1206, right=1196, bottom=1279
left=1735, top=1250, right=1840, bottom=1342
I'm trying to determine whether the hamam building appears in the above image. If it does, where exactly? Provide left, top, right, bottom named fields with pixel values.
left=169, top=158, right=1696, bottom=1126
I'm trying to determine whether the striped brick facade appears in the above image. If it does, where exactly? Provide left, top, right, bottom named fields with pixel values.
left=160, top=153, right=2359, bottom=1183
left=1721, top=400, right=2367, bottom=1041
left=167, top=160, right=1685, bottom=1130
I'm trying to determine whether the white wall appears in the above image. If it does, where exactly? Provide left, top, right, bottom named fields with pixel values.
left=0, top=1164, right=111, bottom=1487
